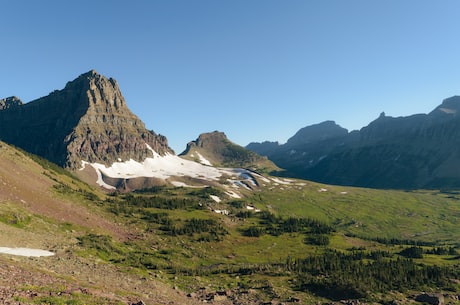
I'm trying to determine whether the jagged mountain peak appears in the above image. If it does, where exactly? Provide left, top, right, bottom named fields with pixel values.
left=0, top=71, right=173, bottom=171
left=60, top=69, right=125, bottom=111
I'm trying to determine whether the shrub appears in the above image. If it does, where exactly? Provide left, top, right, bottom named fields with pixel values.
left=399, top=246, right=423, bottom=259
left=304, top=234, right=330, bottom=246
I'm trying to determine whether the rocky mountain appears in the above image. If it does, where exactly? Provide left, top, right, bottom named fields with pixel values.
left=0, top=71, right=269, bottom=193
left=247, top=96, right=460, bottom=189
left=248, top=121, right=358, bottom=177
left=180, top=131, right=279, bottom=173
left=0, top=70, right=172, bottom=171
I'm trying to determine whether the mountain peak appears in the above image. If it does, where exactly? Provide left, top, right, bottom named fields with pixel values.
left=429, top=95, right=460, bottom=117
left=286, top=120, right=348, bottom=146
left=0, top=71, right=173, bottom=170
left=180, top=131, right=278, bottom=172
left=75, top=69, right=104, bottom=80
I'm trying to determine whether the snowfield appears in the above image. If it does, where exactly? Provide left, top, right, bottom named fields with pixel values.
left=80, top=144, right=263, bottom=191
left=0, top=247, right=54, bottom=257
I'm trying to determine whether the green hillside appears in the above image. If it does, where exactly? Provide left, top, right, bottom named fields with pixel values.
left=1, top=141, right=459, bottom=304
left=82, top=179, right=460, bottom=304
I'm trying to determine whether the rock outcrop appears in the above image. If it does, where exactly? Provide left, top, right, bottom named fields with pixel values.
left=180, top=131, right=279, bottom=173
left=0, top=70, right=173, bottom=169
left=0, top=96, right=22, bottom=110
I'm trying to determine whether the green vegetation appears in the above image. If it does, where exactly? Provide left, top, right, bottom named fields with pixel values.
left=292, top=250, right=460, bottom=300
left=5, top=171, right=456, bottom=303
left=67, top=183, right=460, bottom=303
left=0, top=210, right=31, bottom=228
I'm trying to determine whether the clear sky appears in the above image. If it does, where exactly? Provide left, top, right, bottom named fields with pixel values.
left=2, top=1, right=460, bottom=153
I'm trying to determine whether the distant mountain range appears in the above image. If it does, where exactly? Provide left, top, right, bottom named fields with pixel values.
left=247, top=96, right=460, bottom=189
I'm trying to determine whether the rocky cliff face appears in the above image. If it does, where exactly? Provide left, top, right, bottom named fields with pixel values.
left=247, top=96, right=460, bottom=189
left=0, top=70, right=173, bottom=169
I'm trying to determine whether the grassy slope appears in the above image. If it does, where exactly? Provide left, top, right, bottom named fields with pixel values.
left=97, top=179, right=460, bottom=303
left=0, top=142, right=204, bottom=305
left=257, top=182, right=460, bottom=243
left=1, top=140, right=459, bottom=303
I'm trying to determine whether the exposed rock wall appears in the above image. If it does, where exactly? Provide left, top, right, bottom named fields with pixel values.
left=0, top=70, right=173, bottom=169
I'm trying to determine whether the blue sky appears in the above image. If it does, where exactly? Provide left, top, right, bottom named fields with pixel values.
left=2, top=1, right=460, bottom=153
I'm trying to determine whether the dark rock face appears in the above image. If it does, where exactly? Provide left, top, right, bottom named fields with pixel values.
left=0, top=70, right=173, bottom=169
left=247, top=96, right=460, bottom=189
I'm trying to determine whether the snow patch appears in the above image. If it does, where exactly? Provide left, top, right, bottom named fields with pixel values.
left=225, top=191, right=241, bottom=199
left=84, top=153, right=224, bottom=189
left=80, top=161, right=116, bottom=190
left=246, top=206, right=261, bottom=212
left=83, top=143, right=267, bottom=193
left=210, top=195, right=221, bottom=202
left=270, top=177, right=291, bottom=185
left=214, top=209, right=228, bottom=215
left=195, top=152, right=213, bottom=166
left=0, top=247, right=54, bottom=257
left=170, top=181, right=190, bottom=187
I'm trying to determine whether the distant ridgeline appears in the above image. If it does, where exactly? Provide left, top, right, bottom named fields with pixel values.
left=247, top=96, right=460, bottom=189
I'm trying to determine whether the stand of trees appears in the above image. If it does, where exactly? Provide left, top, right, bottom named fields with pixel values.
left=287, top=249, right=459, bottom=300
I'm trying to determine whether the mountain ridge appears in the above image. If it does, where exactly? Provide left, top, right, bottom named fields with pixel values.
left=247, top=95, right=460, bottom=189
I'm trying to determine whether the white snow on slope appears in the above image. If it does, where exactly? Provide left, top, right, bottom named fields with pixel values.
left=0, top=247, right=54, bottom=257
left=270, top=177, right=292, bottom=185
left=210, top=195, right=221, bottom=202
left=80, top=144, right=258, bottom=190
left=195, top=152, right=213, bottom=166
